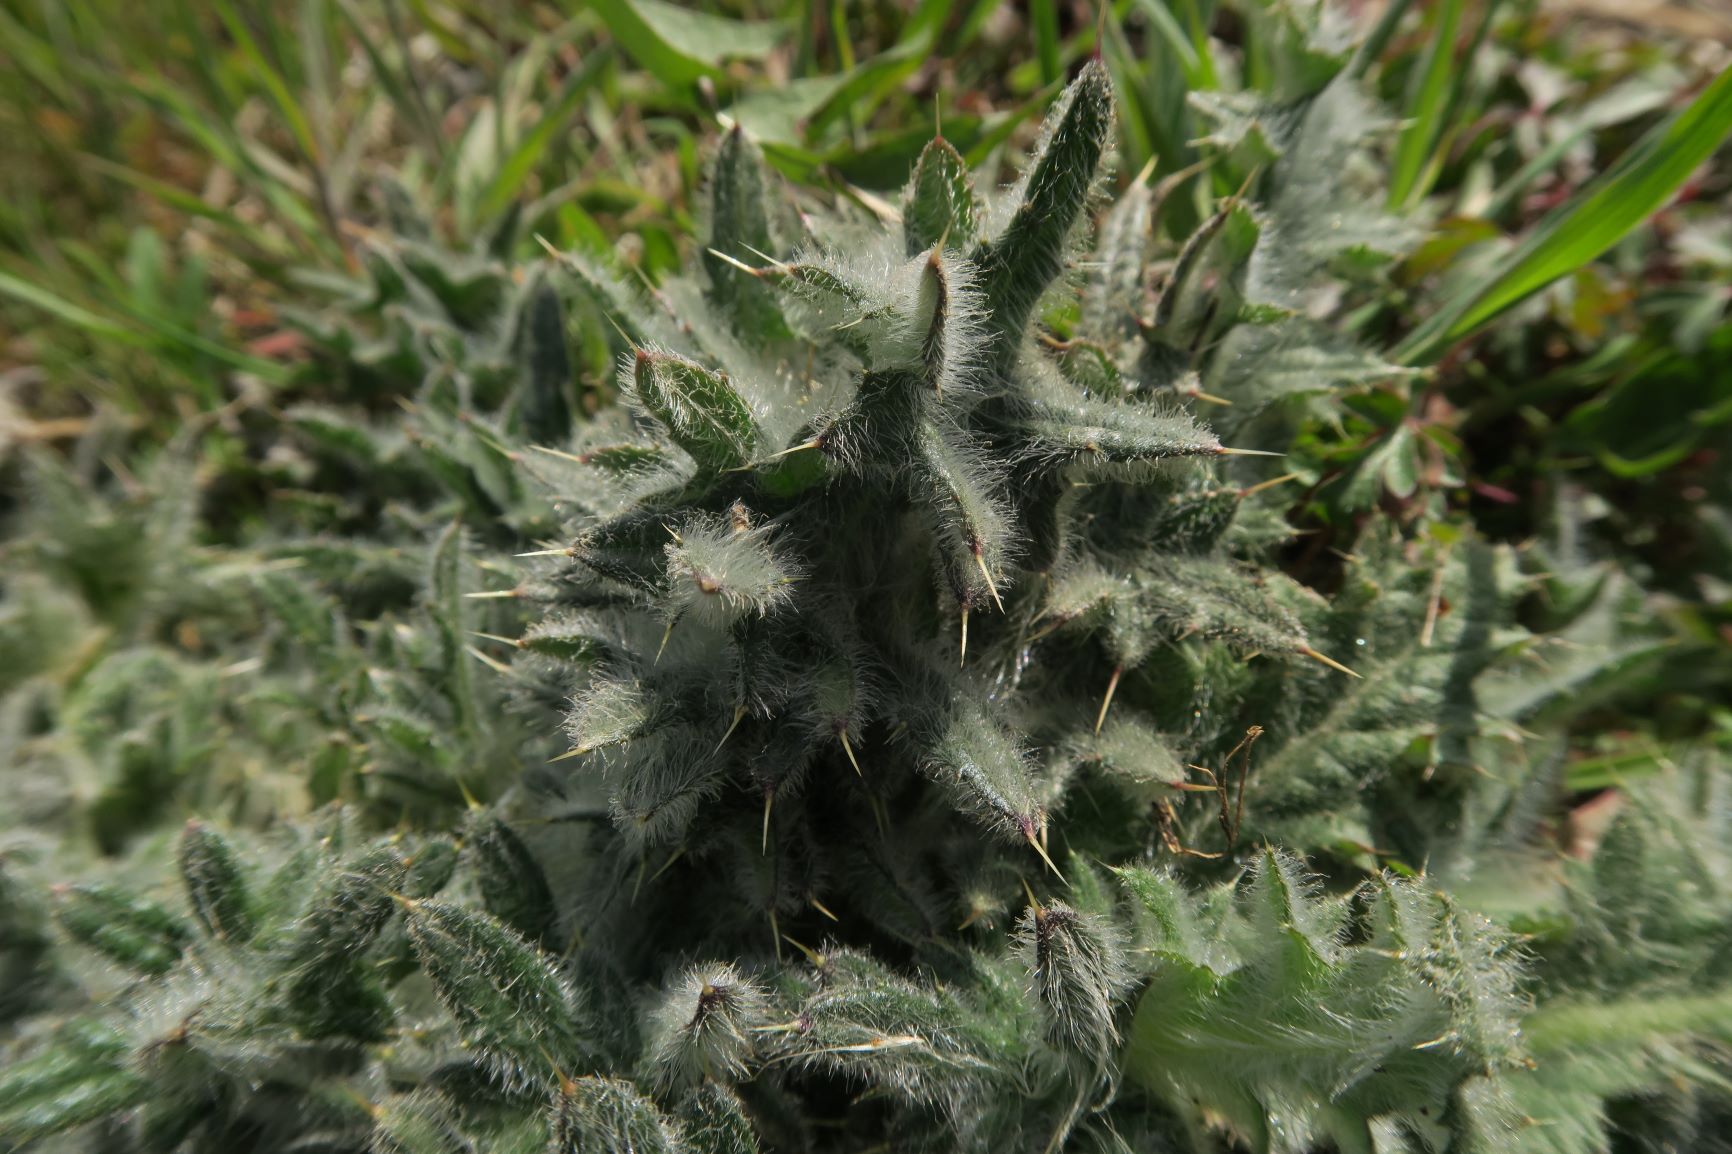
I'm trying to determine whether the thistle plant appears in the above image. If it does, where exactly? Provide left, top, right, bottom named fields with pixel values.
left=5, top=20, right=1731, bottom=1154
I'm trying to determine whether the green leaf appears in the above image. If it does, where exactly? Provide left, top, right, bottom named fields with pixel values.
left=589, top=0, right=786, bottom=93
left=1387, top=0, right=1461, bottom=208
left=518, top=274, right=575, bottom=444
left=973, top=61, right=1115, bottom=361
left=476, top=50, right=610, bottom=225
left=548, top=1077, right=681, bottom=1154
left=1032, top=0, right=1061, bottom=87
left=1340, top=424, right=1421, bottom=510
left=211, top=0, right=323, bottom=168
left=902, top=137, right=983, bottom=256
left=54, top=883, right=189, bottom=975
left=0, top=269, right=146, bottom=345
left=805, top=36, right=931, bottom=139
left=631, top=349, right=760, bottom=472
left=404, top=900, right=595, bottom=1088
left=1398, top=64, right=1732, bottom=362
left=178, top=820, right=256, bottom=944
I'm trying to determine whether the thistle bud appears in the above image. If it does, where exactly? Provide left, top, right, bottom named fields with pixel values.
left=1014, top=898, right=1131, bottom=1062
left=645, top=962, right=767, bottom=1089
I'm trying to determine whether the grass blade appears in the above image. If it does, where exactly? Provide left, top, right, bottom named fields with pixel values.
left=1032, top=0, right=1061, bottom=88
left=1348, top=0, right=1419, bottom=79
left=1397, top=64, right=1732, bottom=364
left=0, top=270, right=144, bottom=344
left=1388, top=0, right=1461, bottom=209
left=475, top=46, right=611, bottom=225
left=212, top=0, right=322, bottom=167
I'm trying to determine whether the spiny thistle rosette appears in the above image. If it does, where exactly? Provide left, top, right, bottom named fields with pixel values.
left=4, top=51, right=1728, bottom=1154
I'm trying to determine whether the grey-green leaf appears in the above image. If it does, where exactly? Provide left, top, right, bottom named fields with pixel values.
left=702, top=127, right=790, bottom=343
left=466, top=811, right=557, bottom=945
left=903, top=137, right=982, bottom=257
left=178, top=819, right=255, bottom=944
left=973, top=61, right=1115, bottom=363
left=518, top=273, right=574, bottom=444
left=403, top=900, right=594, bottom=1089
left=54, top=883, right=189, bottom=976
left=547, top=1076, right=682, bottom=1154
left=631, top=349, right=760, bottom=472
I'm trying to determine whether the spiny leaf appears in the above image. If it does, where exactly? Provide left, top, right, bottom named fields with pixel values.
left=925, top=700, right=1043, bottom=843
left=369, top=1089, right=477, bottom=1154
left=914, top=421, right=1012, bottom=609
left=466, top=811, right=558, bottom=945
left=702, top=126, right=790, bottom=343
left=54, top=883, right=189, bottom=976
left=403, top=836, right=461, bottom=900
left=1021, top=392, right=1222, bottom=470
left=547, top=1076, right=682, bottom=1154
left=1082, top=177, right=1155, bottom=345
left=1125, top=851, right=1525, bottom=1151
left=0, top=1025, right=144, bottom=1146
left=677, top=1084, right=761, bottom=1154
left=279, top=844, right=408, bottom=968
left=973, top=61, right=1115, bottom=363
left=403, top=900, right=594, bottom=1089
left=178, top=820, right=255, bottom=944
left=519, top=613, right=617, bottom=662
left=519, top=273, right=574, bottom=444
left=903, top=137, right=982, bottom=256
left=630, top=348, right=760, bottom=473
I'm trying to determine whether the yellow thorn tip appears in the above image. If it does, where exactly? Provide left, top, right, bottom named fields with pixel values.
left=1300, top=646, right=1362, bottom=679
